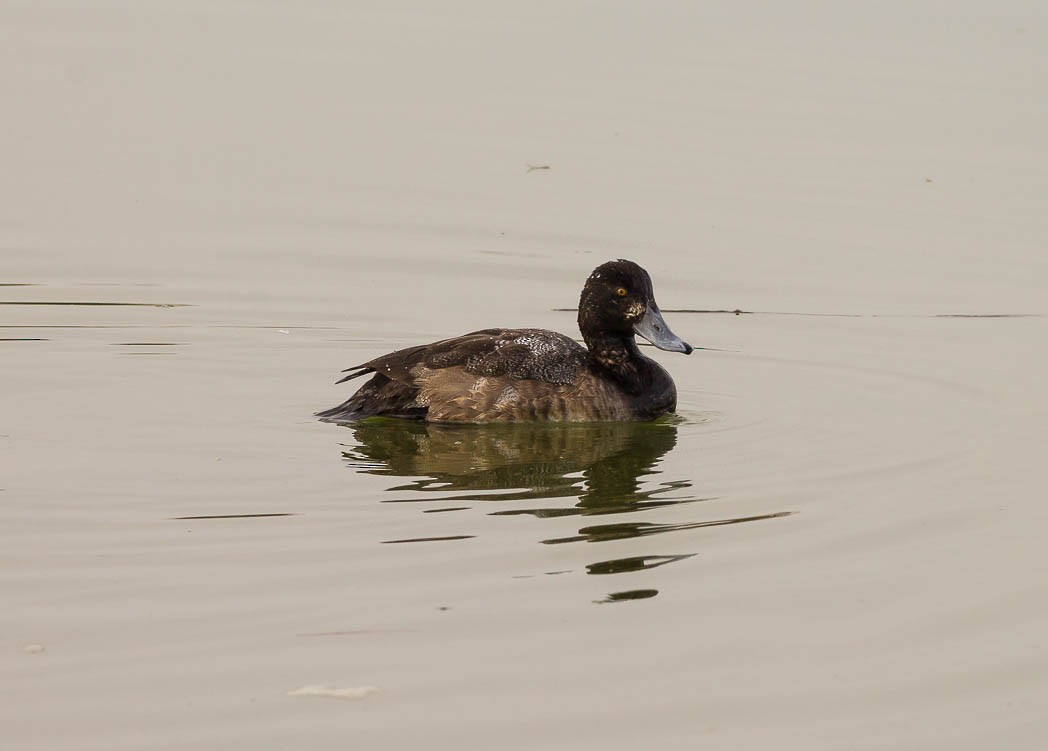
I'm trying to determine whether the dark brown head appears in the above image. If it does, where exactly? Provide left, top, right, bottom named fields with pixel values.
left=578, top=259, right=692, bottom=354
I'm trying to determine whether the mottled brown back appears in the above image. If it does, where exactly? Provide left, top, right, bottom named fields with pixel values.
left=318, top=328, right=636, bottom=423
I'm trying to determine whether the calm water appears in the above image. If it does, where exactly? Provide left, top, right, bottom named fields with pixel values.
left=4, top=2, right=1048, bottom=750
left=332, top=418, right=790, bottom=599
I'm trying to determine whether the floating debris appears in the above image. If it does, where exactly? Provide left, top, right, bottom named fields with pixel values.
left=170, top=513, right=296, bottom=520
left=381, top=534, right=475, bottom=544
left=287, top=684, right=378, bottom=700
left=0, top=301, right=188, bottom=307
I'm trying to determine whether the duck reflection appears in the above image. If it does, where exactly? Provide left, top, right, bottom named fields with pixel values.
left=341, top=418, right=693, bottom=514
left=337, top=419, right=789, bottom=601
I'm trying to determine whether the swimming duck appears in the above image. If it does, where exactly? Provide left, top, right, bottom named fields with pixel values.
left=317, top=259, right=692, bottom=423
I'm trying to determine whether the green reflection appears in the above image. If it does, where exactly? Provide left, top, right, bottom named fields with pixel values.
left=542, top=513, right=793, bottom=545
left=585, top=554, right=694, bottom=575
left=595, top=589, right=660, bottom=604
left=335, top=418, right=790, bottom=602
left=341, top=418, right=696, bottom=515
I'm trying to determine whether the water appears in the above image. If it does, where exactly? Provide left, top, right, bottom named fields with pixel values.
left=333, top=418, right=789, bottom=596
left=3, top=2, right=1048, bottom=750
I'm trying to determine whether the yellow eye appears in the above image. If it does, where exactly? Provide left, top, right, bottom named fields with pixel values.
left=616, top=287, right=628, bottom=297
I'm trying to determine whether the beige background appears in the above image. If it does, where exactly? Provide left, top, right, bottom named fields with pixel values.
left=3, top=2, right=1047, bottom=749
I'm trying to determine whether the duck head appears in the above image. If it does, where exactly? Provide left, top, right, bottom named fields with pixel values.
left=578, top=259, right=693, bottom=354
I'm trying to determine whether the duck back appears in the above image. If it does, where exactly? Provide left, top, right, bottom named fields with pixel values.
left=318, top=328, right=584, bottom=423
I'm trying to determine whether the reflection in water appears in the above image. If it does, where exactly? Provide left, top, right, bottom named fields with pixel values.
left=596, top=589, right=660, bottom=604
left=337, top=418, right=789, bottom=601
left=343, top=418, right=694, bottom=511
left=586, top=554, right=695, bottom=575
left=542, top=513, right=792, bottom=545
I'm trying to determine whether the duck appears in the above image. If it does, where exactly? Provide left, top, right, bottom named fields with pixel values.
left=317, top=259, right=692, bottom=423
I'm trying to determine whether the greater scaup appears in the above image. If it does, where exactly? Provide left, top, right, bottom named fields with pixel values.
left=317, top=259, right=692, bottom=423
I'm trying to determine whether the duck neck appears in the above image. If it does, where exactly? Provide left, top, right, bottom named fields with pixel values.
left=583, top=331, right=647, bottom=394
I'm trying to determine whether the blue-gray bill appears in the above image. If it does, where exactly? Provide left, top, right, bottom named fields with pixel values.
left=633, top=306, right=693, bottom=354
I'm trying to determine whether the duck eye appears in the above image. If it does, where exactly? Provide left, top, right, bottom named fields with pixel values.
left=616, top=287, right=628, bottom=297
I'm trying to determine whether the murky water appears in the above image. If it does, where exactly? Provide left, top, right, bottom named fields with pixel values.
left=333, top=418, right=789, bottom=597
left=4, top=2, right=1048, bottom=750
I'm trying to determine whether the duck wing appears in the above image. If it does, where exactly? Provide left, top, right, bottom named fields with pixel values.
left=337, top=328, right=587, bottom=387
left=319, top=329, right=589, bottom=422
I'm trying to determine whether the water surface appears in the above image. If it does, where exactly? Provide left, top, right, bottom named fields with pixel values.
left=3, top=3, right=1047, bottom=750
left=329, top=418, right=790, bottom=598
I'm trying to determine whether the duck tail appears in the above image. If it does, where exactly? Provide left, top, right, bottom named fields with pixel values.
left=334, top=365, right=374, bottom=385
left=316, top=373, right=426, bottom=422
left=315, top=396, right=371, bottom=422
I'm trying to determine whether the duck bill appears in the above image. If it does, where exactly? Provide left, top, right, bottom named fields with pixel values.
left=633, top=306, right=693, bottom=354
